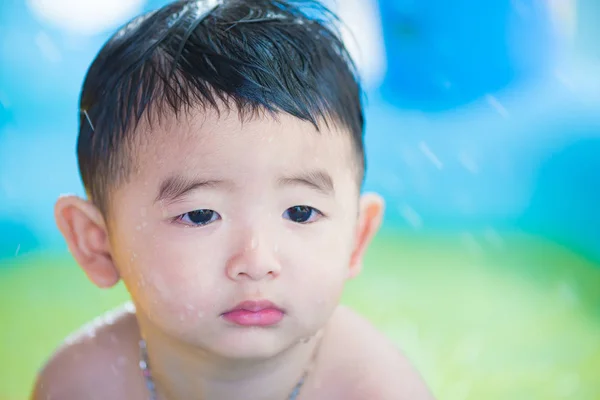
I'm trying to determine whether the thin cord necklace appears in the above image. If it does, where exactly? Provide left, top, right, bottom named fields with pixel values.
left=139, top=334, right=322, bottom=400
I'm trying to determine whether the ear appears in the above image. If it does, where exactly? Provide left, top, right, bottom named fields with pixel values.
left=348, top=193, right=385, bottom=279
left=54, top=195, right=119, bottom=288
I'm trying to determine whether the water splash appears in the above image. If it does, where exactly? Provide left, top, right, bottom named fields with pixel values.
left=458, top=151, right=479, bottom=174
left=399, top=204, right=423, bottom=229
left=419, top=141, right=443, bottom=169
left=485, top=94, right=510, bottom=118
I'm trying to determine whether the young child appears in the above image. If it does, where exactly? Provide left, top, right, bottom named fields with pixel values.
left=33, top=1, right=433, bottom=399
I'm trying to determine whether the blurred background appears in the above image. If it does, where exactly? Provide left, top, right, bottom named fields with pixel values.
left=1, top=0, right=599, bottom=398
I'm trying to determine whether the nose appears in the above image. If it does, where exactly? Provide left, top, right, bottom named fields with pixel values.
left=225, top=235, right=281, bottom=282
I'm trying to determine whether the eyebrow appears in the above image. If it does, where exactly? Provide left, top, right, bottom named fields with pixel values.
left=155, top=170, right=335, bottom=204
left=155, top=175, right=226, bottom=204
left=277, top=170, right=335, bottom=195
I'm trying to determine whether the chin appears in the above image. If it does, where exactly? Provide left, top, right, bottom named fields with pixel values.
left=207, top=328, right=297, bottom=360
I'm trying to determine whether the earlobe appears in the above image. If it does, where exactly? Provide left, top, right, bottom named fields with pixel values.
left=348, top=193, right=385, bottom=279
left=54, top=195, right=119, bottom=288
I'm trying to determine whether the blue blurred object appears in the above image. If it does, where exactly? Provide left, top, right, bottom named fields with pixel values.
left=0, top=101, right=13, bottom=131
left=520, top=135, right=600, bottom=261
left=378, top=0, right=558, bottom=111
left=0, top=0, right=598, bottom=264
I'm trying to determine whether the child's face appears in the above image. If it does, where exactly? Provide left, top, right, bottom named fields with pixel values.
left=78, top=108, right=378, bottom=358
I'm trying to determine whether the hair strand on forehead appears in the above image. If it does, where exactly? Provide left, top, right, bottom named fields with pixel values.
left=77, top=0, right=366, bottom=215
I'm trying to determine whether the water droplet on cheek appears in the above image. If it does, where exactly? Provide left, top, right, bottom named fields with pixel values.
left=197, top=311, right=205, bottom=319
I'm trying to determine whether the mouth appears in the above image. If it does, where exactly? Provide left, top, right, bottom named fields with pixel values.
left=221, top=300, right=285, bottom=327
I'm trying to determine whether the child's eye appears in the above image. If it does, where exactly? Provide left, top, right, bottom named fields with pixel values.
left=177, top=209, right=220, bottom=226
left=283, top=206, right=322, bottom=224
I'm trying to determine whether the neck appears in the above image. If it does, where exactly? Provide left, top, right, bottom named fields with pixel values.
left=137, top=316, right=322, bottom=400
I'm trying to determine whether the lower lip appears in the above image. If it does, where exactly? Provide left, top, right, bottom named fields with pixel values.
left=222, top=309, right=284, bottom=327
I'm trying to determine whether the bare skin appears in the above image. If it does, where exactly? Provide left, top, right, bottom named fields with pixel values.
left=37, top=109, right=435, bottom=400
left=32, top=304, right=433, bottom=400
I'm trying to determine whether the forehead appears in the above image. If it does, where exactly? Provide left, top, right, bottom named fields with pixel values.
left=133, top=107, right=358, bottom=183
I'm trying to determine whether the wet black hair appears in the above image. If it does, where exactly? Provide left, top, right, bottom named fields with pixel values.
left=77, top=0, right=365, bottom=214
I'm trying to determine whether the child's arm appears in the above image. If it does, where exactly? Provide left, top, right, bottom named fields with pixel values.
left=325, top=306, right=435, bottom=399
left=349, top=349, right=436, bottom=399
left=31, top=339, right=102, bottom=400
left=31, top=311, right=142, bottom=399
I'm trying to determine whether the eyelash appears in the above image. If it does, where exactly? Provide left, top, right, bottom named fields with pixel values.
left=175, top=209, right=221, bottom=227
left=174, top=206, right=324, bottom=227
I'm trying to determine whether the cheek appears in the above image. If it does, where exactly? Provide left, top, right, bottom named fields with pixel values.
left=114, top=227, right=224, bottom=323
left=283, top=223, right=354, bottom=307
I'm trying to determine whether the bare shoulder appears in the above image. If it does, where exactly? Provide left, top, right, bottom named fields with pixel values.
left=31, top=302, right=146, bottom=400
left=314, top=305, right=435, bottom=400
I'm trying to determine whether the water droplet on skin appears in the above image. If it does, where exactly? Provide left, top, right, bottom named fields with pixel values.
left=273, top=245, right=279, bottom=253
left=140, top=207, right=147, bottom=217
left=185, top=304, right=195, bottom=312
left=250, top=238, right=258, bottom=250
left=197, top=311, right=205, bottom=319
left=117, top=356, right=127, bottom=366
left=123, top=302, right=136, bottom=313
left=64, top=333, right=78, bottom=346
